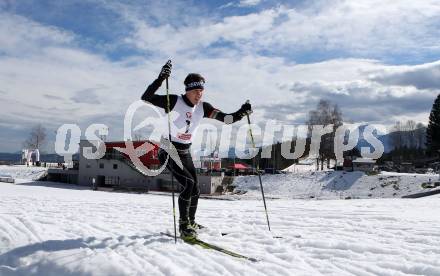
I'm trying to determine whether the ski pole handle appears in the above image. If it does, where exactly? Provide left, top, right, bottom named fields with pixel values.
left=244, top=99, right=253, bottom=118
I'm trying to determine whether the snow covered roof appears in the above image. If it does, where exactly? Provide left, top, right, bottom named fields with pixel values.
left=297, top=158, right=316, bottom=165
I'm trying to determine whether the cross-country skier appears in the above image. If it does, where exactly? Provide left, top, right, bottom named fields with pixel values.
left=141, top=60, right=252, bottom=239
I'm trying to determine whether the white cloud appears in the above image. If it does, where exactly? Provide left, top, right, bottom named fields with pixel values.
left=219, top=0, right=262, bottom=9
left=257, top=0, right=440, bottom=56
left=0, top=13, right=162, bottom=151
left=117, top=0, right=440, bottom=59
left=0, top=12, right=74, bottom=57
left=238, top=0, right=262, bottom=7
left=125, top=8, right=280, bottom=57
left=368, top=60, right=440, bottom=90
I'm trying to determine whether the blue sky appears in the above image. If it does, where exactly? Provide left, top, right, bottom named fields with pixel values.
left=4, top=0, right=439, bottom=64
left=0, top=0, right=439, bottom=152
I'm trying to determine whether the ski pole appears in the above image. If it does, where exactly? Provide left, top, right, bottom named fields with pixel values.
left=165, top=60, right=177, bottom=243
left=245, top=100, right=271, bottom=231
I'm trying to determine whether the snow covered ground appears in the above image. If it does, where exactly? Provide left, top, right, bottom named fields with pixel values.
left=1, top=180, right=440, bottom=276
left=0, top=165, right=48, bottom=181
left=233, top=171, right=440, bottom=200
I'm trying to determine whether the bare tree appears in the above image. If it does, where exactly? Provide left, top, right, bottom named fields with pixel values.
left=404, top=120, right=417, bottom=148
left=390, top=121, right=403, bottom=150
left=391, top=120, right=426, bottom=150
left=415, top=123, right=426, bottom=149
left=307, top=99, right=343, bottom=170
left=23, top=124, right=47, bottom=150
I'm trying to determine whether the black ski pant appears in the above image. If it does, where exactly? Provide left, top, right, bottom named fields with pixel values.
left=158, top=147, right=200, bottom=223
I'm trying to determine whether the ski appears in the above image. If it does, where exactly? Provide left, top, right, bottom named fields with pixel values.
left=161, top=232, right=258, bottom=262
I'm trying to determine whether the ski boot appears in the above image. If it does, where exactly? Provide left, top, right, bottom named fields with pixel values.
left=179, top=219, right=197, bottom=240
left=189, top=220, right=206, bottom=230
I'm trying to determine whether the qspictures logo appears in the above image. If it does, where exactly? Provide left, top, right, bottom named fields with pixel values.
left=54, top=100, right=385, bottom=176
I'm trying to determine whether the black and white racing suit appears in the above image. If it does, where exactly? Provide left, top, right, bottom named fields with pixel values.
left=141, top=78, right=245, bottom=223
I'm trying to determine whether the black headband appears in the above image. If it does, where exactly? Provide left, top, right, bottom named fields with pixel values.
left=185, top=81, right=205, bottom=91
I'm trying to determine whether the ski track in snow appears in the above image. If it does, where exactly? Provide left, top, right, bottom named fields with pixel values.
left=1, top=181, right=440, bottom=276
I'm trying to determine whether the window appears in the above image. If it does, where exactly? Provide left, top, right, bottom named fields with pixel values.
left=105, top=176, right=119, bottom=185
left=99, top=163, right=104, bottom=169
left=113, top=164, right=118, bottom=170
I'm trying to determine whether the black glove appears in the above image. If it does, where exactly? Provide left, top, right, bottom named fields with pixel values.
left=158, top=60, right=172, bottom=80
left=238, top=101, right=252, bottom=116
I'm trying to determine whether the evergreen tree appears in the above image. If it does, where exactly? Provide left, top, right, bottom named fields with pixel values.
left=426, top=94, right=440, bottom=154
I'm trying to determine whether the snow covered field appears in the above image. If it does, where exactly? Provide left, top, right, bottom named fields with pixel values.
left=0, top=165, right=47, bottom=181
left=233, top=171, right=440, bottom=200
left=1, top=180, right=440, bottom=276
